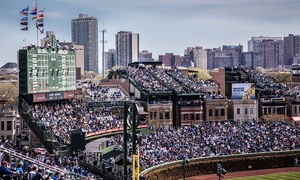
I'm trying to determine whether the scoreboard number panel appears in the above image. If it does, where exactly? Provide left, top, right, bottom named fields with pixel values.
left=24, top=34, right=76, bottom=94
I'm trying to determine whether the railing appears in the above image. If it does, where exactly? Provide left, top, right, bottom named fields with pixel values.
left=85, top=125, right=148, bottom=138
left=19, top=97, right=61, bottom=154
left=1, top=138, right=99, bottom=179
left=0, top=146, right=67, bottom=175
left=79, top=159, right=123, bottom=180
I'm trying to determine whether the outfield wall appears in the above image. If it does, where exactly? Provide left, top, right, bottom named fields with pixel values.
left=140, top=150, right=300, bottom=180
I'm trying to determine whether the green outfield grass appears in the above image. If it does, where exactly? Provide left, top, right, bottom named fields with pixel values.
left=228, top=172, right=300, bottom=180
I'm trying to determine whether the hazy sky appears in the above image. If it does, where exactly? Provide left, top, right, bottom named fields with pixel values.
left=1, top=0, right=300, bottom=69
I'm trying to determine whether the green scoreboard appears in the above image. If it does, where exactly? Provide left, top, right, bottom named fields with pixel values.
left=19, top=34, right=76, bottom=95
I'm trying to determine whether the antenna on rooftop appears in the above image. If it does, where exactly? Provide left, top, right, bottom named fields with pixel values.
left=100, top=21, right=107, bottom=79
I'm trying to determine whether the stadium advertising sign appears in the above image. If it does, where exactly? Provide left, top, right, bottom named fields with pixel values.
left=48, top=92, right=64, bottom=101
left=32, top=91, right=75, bottom=102
left=232, top=83, right=255, bottom=99
left=33, top=93, right=47, bottom=102
left=64, top=91, right=75, bottom=99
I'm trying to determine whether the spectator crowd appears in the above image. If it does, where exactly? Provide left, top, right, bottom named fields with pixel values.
left=110, top=119, right=300, bottom=168
left=13, top=65, right=300, bottom=178
left=28, top=100, right=124, bottom=145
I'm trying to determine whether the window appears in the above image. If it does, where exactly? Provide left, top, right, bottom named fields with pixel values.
left=209, top=109, right=213, bottom=116
left=196, top=114, right=200, bottom=120
left=184, top=114, right=188, bottom=120
left=250, top=108, right=254, bottom=114
left=277, top=107, right=284, bottom=114
left=1, top=121, right=4, bottom=131
left=221, top=109, right=225, bottom=116
left=245, top=108, right=248, bottom=115
left=7, top=135, right=12, bottom=140
left=191, top=114, right=195, bottom=120
left=7, top=121, right=12, bottom=131
left=215, top=109, right=219, bottom=116
left=165, top=111, right=170, bottom=119
left=268, top=107, right=272, bottom=114
left=160, top=110, right=163, bottom=119
left=150, top=111, right=157, bottom=120
left=237, top=108, right=240, bottom=115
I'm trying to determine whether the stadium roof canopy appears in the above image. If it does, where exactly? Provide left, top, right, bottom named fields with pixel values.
left=128, top=61, right=162, bottom=67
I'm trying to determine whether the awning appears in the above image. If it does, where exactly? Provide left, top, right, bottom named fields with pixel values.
left=139, top=110, right=149, bottom=115
left=289, top=116, right=300, bottom=121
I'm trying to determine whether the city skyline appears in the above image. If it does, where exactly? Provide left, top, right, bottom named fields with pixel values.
left=1, top=0, right=300, bottom=70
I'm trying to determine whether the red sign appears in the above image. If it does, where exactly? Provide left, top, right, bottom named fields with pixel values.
left=33, top=93, right=47, bottom=102
left=64, top=91, right=75, bottom=99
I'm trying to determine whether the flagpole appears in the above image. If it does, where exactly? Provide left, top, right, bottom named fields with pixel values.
left=35, top=0, right=38, bottom=46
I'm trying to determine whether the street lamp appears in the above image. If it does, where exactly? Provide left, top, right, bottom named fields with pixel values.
left=182, top=156, right=190, bottom=180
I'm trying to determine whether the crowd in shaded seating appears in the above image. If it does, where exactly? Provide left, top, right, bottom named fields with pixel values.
left=127, top=67, right=170, bottom=92
left=28, top=100, right=124, bottom=145
left=110, top=119, right=300, bottom=168
left=165, top=68, right=217, bottom=93
left=112, top=66, right=218, bottom=94
left=148, top=68, right=189, bottom=94
left=107, top=66, right=300, bottom=99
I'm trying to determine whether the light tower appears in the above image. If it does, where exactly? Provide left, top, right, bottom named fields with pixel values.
left=100, top=28, right=107, bottom=79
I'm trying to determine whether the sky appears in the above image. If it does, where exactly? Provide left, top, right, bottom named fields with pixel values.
left=1, top=0, right=300, bottom=70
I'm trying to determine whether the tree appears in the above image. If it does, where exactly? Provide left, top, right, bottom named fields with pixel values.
left=265, top=72, right=291, bottom=83
left=112, top=65, right=126, bottom=70
left=188, top=67, right=211, bottom=80
left=0, top=82, right=18, bottom=106
left=0, top=74, right=18, bottom=81
left=81, top=71, right=99, bottom=80
left=256, top=67, right=266, bottom=74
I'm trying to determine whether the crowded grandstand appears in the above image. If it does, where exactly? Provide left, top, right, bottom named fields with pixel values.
left=2, top=65, right=300, bottom=180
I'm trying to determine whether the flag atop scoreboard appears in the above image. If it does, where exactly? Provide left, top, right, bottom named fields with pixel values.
left=18, top=33, right=76, bottom=102
left=231, top=83, right=255, bottom=99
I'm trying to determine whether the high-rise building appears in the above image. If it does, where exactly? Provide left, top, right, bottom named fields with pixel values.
left=248, top=36, right=282, bottom=52
left=223, top=45, right=243, bottom=66
left=159, top=53, right=181, bottom=67
left=223, top=45, right=243, bottom=53
left=115, top=31, right=139, bottom=67
left=104, top=49, right=116, bottom=70
left=214, top=53, right=233, bottom=68
left=259, top=40, right=276, bottom=68
left=185, top=46, right=207, bottom=69
left=284, top=34, right=300, bottom=66
left=71, top=14, right=98, bottom=73
left=242, top=52, right=262, bottom=68
left=139, top=50, right=152, bottom=62
left=181, top=54, right=192, bottom=68
left=248, top=36, right=284, bottom=68
left=206, top=48, right=221, bottom=70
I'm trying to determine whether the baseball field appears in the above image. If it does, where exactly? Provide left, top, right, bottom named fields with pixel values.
left=228, top=172, right=300, bottom=180
left=187, top=167, right=300, bottom=180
